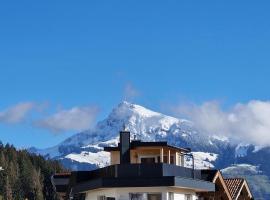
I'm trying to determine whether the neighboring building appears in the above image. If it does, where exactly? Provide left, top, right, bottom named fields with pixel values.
left=224, top=178, right=253, bottom=200
left=199, top=170, right=232, bottom=200
left=51, top=172, right=71, bottom=200
left=51, top=131, right=253, bottom=200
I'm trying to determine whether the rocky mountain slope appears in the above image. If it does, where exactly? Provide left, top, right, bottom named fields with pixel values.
left=30, top=101, right=270, bottom=199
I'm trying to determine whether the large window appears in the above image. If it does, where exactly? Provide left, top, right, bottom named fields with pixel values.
left=129, top=193, right=161, bottom=200
left=97, top=196, right=106, bottom=200
left=185, top=194, right=192, bottom=200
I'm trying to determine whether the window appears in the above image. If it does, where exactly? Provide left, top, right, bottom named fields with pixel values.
left=129, top=193, right=161, bottom=200
left=129, top=193, right=147, bottom=200
left=179, top=154, right=185, bottom=166
left=168, top=192, right=174, bottom=200
left=97, top=196, right=106, bottom=200
left=185, top=194, right=192, bottom=200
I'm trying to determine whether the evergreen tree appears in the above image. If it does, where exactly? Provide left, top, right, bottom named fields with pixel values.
left=4, top=176, right=13, bottom=200
left=0, top=143, right=66, bottom=199
left=0, top=151, right=6, bottom=195
left=32, top=168, right=44, bottom=200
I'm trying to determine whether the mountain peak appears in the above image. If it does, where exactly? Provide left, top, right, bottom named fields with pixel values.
left=114, top=101, right=162, bottom=118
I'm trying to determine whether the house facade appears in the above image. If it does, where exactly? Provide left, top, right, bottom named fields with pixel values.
left=51, top=131, right=253, bottom=200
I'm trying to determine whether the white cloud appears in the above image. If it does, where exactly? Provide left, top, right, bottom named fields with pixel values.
left=171, top=100, right=270, bottom=146
left=36, top=106, right=99, bottom=133
left=123, top=83, right=140, bottom=101
left=0, top=102, right=35, bottom=124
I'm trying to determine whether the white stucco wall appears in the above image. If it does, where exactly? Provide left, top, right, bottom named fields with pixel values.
left=85, top=187, right=198, bottom=200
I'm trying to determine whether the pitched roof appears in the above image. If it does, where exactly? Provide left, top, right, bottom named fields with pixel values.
left=224, top=178, right=245, bottom=199
left=201, top=170, right=232, bottom=200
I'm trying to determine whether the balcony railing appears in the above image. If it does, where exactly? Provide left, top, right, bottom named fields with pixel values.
left=73, top=163, right=201, bottom=184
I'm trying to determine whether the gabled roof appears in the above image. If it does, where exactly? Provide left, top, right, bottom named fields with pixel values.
left=224, top=178, right=253, bottom=200
left=201, top=169, right=232, bottom=200
left=104, top=140, right=191, bottom=153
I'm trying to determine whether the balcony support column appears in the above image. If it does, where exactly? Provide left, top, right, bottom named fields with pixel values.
left=160, top=148, right=164, bottom=163
left=168, top=149, right=170, bottom=164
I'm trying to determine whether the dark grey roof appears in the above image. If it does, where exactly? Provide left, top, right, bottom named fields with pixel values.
left=104, top=140, right=191, bottom=152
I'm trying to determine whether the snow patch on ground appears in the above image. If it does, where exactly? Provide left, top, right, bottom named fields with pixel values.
left=64, top=151, right=110, bottom=168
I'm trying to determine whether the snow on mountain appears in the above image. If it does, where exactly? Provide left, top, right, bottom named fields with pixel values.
left=64, top=151, right=110, bottom=168
left=185, top=152, right=218, bottom=169
left=33, top=101, right=225, bottom=168
left=222, top=164, right=261, bottom=175
left=235, top=143, right=251, bottom=158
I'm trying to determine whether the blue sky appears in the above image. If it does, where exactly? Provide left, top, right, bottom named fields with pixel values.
left=1, top=1, right=270, bottom=148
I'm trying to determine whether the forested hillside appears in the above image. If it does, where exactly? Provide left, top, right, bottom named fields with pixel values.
left=0, top=142, right=67, bottom=200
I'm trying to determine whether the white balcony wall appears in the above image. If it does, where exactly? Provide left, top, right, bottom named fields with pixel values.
left=85, top=187, right=197, bottom=200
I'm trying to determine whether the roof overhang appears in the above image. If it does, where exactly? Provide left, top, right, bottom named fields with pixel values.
left=72, top=176, right=215, bottom=194
left=104, top=141, right=191, bottom=153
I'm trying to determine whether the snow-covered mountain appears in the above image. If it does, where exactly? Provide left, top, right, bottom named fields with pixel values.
left=32, top=101, right=228, bottom=169
left=30, top=101, right=270, bottom=199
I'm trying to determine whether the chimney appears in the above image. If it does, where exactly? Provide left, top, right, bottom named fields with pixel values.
left=119, top=131, right=130, bottom=164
